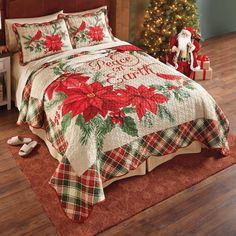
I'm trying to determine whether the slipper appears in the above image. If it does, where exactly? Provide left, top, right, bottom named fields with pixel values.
left=7, top=136, right=32, bottom=146
left=19, top=141, right=38, bottom=157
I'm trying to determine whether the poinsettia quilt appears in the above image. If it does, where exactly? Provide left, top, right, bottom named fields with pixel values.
left=17, top=42, right=229, bottom=221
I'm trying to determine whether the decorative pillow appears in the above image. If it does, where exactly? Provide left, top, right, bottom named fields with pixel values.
left=60, top=6, right=114, bottom=48
left=62, top=6, right=113, bottom=36
left=13, top=18, right=73, bottom=65
left=63, top=6, right=108, bottom=16
left=5, top=11, right=63, bottom=52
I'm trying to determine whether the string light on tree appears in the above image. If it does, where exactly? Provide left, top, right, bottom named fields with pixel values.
left=141, top=0, right=199, bottom=60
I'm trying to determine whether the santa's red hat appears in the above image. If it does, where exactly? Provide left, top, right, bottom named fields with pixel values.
left=182, top=27, right=201, bottom=39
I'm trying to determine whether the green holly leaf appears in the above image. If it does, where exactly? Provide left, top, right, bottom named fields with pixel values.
left=75, top=114, right=84, bottom=126
left=92, top=71, right=103, bottom=82
left=151, top=84, right=165, bottom=91
left=184, top=83, right=195, bottom=90
left=178, top=89, right=191, bottom=98
left=158, top=105, right=175, bottom=123
left=122, top=107, right=136, bottom=114
left=164, top=82, right=174, bottom=87
left=53, top=62, right=73, bottom=76
left=44, top=92, right=67, bottom=111
left=162, top=90, right=172, bottom=99
left=137, top=51, right=148, bottom=57
left=55, top=70, right=61, bottom=76
left=61, top=113, right=71, bottom=135
left=120, top=116, right=138, bottom=137
left=176, top=80, right=182, bottom=85
left=173, top=89, right=190, bottom=101
left=53, top=67, right=63, bottom=76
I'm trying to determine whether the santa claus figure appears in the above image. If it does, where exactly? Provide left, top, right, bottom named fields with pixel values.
left=167, top=27, right=200, bottom=79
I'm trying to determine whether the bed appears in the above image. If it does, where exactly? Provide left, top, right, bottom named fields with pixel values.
left=3, top=0, right=230, bottom=222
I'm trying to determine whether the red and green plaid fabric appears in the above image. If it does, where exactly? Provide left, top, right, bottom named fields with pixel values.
left=46, top=119, right=68, bottom=156
left=17, top=88, right=68, bottom=155
left=49, top=107, right=229, bottom=221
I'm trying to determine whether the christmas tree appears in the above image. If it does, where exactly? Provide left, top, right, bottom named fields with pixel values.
left=141, top=0, right=199, bottom=60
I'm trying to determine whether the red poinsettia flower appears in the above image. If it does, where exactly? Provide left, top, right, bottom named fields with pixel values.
left=30, top=30, right=42, bottom=44
left=110, top=110, right=126, bottom=125
left=156, top=73, right=182, bottom=80
left=46, top=73, right=90, bottom=100
left=44, top=34, right=63, bottom=52
left=118, top=85, right=169, bottom=120
left=61, top=82, right=123, bottom=122
left=88, top=26, right=104, bottom=42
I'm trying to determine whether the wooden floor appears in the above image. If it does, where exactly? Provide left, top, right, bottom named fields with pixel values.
left=0, top=32, right=236, bottom=236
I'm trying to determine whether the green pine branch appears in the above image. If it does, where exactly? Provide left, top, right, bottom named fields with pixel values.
left=75, top=115, right=94, bottom=145
left=61, top=113, right=71, bottom=135
left=95, top=117, right=115, bottom=151
left=158, top=104, right=175, bottom=122
left=120, top=117, right=139, bottom=137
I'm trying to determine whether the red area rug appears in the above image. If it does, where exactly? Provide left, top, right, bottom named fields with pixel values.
left=9, top=134, right=236, bottom=236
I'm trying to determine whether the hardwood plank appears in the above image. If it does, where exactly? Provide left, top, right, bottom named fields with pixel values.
left=0, top=130, right=57, bottom=235
left=1, top=212, right=55, bottom=236
left=23, top=225, right=58, bottom=236
left=0, top=168, right=30, bottom=198
left=0, top=156, right=18, bottom=172
left=0, top=181, right=53, bottom=235
left=99, top=165, right=236, bottom=236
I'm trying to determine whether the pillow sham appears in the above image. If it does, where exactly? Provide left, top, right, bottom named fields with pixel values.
left=62, top=6, right=114, bottom=37
left=5, top=11, right=63, bottom=52
left=60, top=6, right=114, bottom=48
left=13, top=18, right=73, bottom=65
left=63, top=6, right=108, bottom=16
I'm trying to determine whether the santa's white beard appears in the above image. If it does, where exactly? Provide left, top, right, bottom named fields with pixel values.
left=178, top=35, right=191, bottom=51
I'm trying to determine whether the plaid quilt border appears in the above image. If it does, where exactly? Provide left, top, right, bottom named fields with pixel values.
left=49, top=114, right=229, bottom=222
